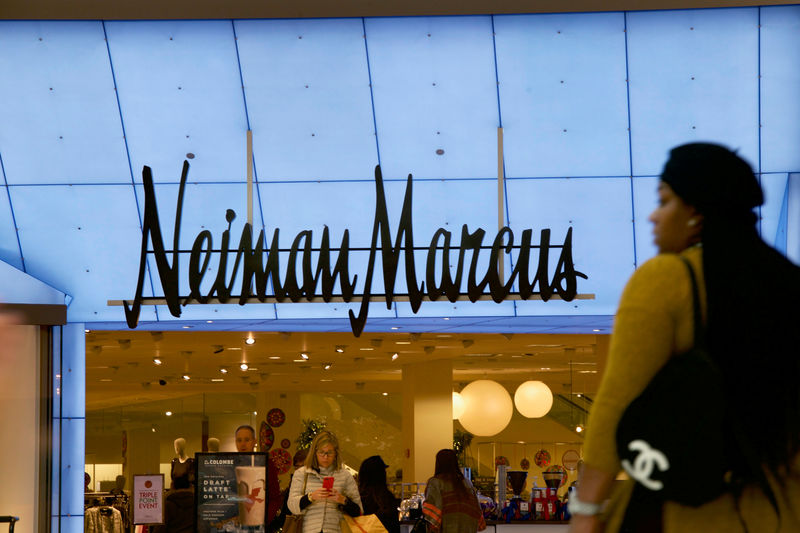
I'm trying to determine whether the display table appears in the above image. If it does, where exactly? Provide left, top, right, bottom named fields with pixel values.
left=400, top=521, right=569, bottom=533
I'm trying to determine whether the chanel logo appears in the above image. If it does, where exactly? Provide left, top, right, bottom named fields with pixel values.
left=620, top=439, right=670, bottom=491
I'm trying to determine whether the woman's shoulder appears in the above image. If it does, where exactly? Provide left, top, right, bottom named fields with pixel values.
left=621, top=249, right=699, bottom=306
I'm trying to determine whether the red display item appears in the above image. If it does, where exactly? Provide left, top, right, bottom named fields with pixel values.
left=259, top=420, right=275, bottom=451
left=281, top=438, right=291, bottom=449
left=544, top=464, right=568, bottom=487
left=270, top=448, right=292, bottom=474
left=534, top=449, right=551, bottom=467
left=267, top=408, right=286, bottom=427
left=520, top=458, right=530, bottom=471
left=495, top=455, right=509, bottom=467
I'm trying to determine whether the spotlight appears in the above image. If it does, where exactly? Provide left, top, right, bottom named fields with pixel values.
left=182, top=374, right=191, bottom=381
left=219, top=368, right=228, bottom=374
left=300, top=353, right=309, bottom=360
left=391, top=353, right=399, bottom=361
left=335, top=346, right=345, bottom=353
left=575, top=425, right=584, bottom=433
left=240, top=363, right=249, bottom=371
left=382, top=392, right=388, bottom=396
left=245, top=336, right=255, bottom=345
left=153, top=358, right=162, bottom=366
left=323, top=363, right=332, bottom=370
left=165, top=411, right=173, bottom=417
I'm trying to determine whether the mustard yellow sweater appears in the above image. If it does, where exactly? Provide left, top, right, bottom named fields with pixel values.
left=583, top=246, right=800, bottom=532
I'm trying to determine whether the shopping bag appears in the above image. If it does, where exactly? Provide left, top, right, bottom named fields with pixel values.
left=282, top=514, right=304, bottom=533
left=340, top=514, right=388, bottom=533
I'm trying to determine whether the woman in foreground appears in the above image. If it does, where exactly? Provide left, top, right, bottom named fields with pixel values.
left=569, top=143, right=800, bottom=533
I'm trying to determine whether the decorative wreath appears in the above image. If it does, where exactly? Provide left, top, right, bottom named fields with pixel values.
left=520, top=458, right=530, bottom=471
left=562, top=449, right=581, bottom=471
left=534, top=449, right=551, bottom=468
left=259, top=421, right=275, bottom=451
left=495, top=455, right=509, bottom=467
left=267, top=408, right=286, bottom=427
left=270, top=448, right=292, bottom=475
left=281, top=438, right=291, bottom=449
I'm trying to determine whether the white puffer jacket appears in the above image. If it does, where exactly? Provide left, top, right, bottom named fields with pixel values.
left=287, top=465, right=363, bottom=533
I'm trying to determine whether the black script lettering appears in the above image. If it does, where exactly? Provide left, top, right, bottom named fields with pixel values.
left=124, top=162, right=189, bottom=327
left=487, top=227, right=516, bottom=302
left=462, top=226, right=487, bottom=301
left=283, top=230, right=313, bottom=301
left=550, top=227, right=587, bottom=300
left=209, top=209, right=239, bottom=303
left=187, top=230, right=213, bottom=304
left=425, top=228, right=461, bottom=302
left=315, top=227, right=357, bottom=302
left=349, top=167, right=425, bottom=337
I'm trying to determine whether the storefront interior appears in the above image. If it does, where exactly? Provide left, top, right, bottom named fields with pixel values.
left=85, top=329, right=603, bottom=496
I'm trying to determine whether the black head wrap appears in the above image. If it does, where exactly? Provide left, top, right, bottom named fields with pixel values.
left=660, top=142, right=762, bottom=220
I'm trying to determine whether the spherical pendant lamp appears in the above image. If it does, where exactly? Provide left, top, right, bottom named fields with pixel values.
left=458, top=380, right=513, bottom=436
left=514, top=380, right=554, bottom=418
left=452, top=391, right=465, bottom=420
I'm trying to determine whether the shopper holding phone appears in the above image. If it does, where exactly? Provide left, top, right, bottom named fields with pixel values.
left=288, top=431, right=363, bottom=532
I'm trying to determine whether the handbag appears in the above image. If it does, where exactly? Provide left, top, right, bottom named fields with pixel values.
left=615, top=257, right=728, bottom=507
left=340, top=514, right=388, bottom=533
left=282, top=473, right=309, bottom=533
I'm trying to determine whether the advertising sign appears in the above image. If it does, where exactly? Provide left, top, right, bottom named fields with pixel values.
left=133, top=474, right=164, bottom=525
left=196, top=452, right=268, bottom=533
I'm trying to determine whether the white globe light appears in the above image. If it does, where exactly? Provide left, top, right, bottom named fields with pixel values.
left=452, top=391, right=465, bottom=420
left=514, top=380, right=554, bottom=418
left=458, top=380, right=513, bottom=436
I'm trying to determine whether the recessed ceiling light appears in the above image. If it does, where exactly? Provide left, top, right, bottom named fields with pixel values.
left=335, top=346, right=345, bottom=353
left=300, top=353, right=309, bottom=360
left=382, top=392, right=388, bottom=396
left=323, top=364, right=332, bottom=370
left=293, top=359, right=305, bottom=363
left=269, top=356, right=280, bottom=360
left=165, top=411, right=172, bottom=416
left=182, top=374, right=191, bottom=381
left=182, top=325, right=192, bottom=329
left=391, top=353, right=399, bottom=361
left=592, top=329, right=601, bottom=332
left=579, top=370, right=598, bottom=374
left=153, top=358, right=162, bottom=365
left=395, top=341, right=411, bottom=345
left=84, top=329, right=90, bottom=333
left=220, top=368, right=228, bottom=374
left=390, top=327, right=399, bottom=330
left=575, top=425, right=584, bottom=433
left=443, top=317, right=450, bottom=320
left=245, top=337, right=255, bottom=345
left=540, top=367, right=551, bottom=371
left=240, top=363, right=249, bottom=371
left=211, top=378, right=224, bottom=382
left=320, top=379, right=333, bottom=382
left=359, top=347, right=374, bottom=351
left=99, top=379, right=112, bottom=382
left=253, top=411, right=257, bottom=416
left=207, top=320, right=214, bottom=323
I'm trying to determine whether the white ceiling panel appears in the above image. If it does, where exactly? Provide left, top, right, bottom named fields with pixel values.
left=0, top=21, right=130, bottom=185
left=9, top=184, right=157, bottom=322
left=0, top=186, right=23, bottom=270
left=759, top=6, right=800, bottom=174
left=105, top=20, right=247, bottom=183
left=627, top=8, right=759, bottom=176
left=507, top=177, right=635, bottom=316
left=235, top=19, right=377, bottom=182
left=494, top=13, right=629, bottom=178
left=365, top=16, right=498, bottom=180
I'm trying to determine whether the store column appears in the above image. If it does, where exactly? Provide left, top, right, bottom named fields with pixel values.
left=401, top=359, right=452, bottom=484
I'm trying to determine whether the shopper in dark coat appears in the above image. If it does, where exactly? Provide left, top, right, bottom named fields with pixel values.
left=358, top=455, right=400, bottom=533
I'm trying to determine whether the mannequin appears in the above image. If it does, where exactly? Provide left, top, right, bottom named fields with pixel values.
left=207, top=437, right=220, bottom=452
left=170, top=437, right=195, bottom=489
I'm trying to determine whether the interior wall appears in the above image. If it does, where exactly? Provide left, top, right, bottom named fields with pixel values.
left=0, top=324, right=39, bottom=533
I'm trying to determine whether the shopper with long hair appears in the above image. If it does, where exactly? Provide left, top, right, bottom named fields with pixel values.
left=358, top=455, right=400, bottom=533
left=569, top=143, right=800, bottom=533
left=422, top=449, right=484, bottom=533
left=288, top=431, right=363, bottom=532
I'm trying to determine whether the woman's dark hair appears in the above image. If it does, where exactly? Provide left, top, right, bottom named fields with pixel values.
left=358, top=456, right=396, bottom=513
left=661, top=142, right=800, bottom=515
left=433, top=449, right=470, bottom=499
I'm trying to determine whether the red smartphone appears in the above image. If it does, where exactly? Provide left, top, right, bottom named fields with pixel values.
left=323, top=476, right=334, bottom=490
